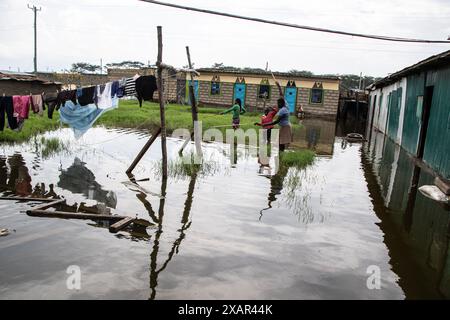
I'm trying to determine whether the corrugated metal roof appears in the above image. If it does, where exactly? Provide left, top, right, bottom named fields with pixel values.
left=369, top=49, right=450, bottom=89
left=0, top=71, right=62, bottom=85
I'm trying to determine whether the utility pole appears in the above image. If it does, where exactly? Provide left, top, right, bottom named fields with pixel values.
left=358, top=72, right=362, bottom=90
left=28, top=4, right=41, bottom=73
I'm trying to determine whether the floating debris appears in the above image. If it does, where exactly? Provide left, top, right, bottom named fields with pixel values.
left=0, top=228, right=10, bottom=237
left=345, top=133, right=365, bottom=142
left=418, top=185, right=450, bottom=203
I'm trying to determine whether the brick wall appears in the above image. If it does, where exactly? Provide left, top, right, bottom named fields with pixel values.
left=298, top=88, right=339, bottom=118
left=35, top=72, right=108, bottom=87
left=195, top=80, right=339, bottom=118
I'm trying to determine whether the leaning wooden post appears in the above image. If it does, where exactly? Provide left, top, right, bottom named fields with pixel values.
left=185, top=46, right=203, bottom=157
left=157, top=26, right=168, bottom=179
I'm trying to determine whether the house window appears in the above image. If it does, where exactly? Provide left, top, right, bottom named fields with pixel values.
left=310, top=89, right=323, bottom=104
left=310, top=82, right=323, bottom=104
left=210, top=75, right=220, bottom=95
left=258, top=78, right=270, bottom=99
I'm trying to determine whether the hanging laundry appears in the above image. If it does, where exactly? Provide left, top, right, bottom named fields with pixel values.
left=95, top=82, right=118, bottom=109
left=0, top=96, right=18, bottom=131
left=135, top=75, right=157, bottom=107
left=12, top=95, right=31, bottom=121
left=56, top=89, right=77, bottom=109
left=59, top=91, right=118, bottom=139
left=77, top=86, right=96, bottom=106
left=110, top=81, right=120, bottom=98
left=117, top=78, right=127, bottom=98
left=124, top=77, right=137, bottom=97
left=43, top=92, right=58, bottom=119
left=30, top=94, right=44, bottom=116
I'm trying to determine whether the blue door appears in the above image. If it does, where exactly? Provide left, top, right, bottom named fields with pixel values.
left=186, top=80, right=199, bottom=104
left=285, top=87, right=297, bottom=113
left=233, top=83, right=246, bottom=107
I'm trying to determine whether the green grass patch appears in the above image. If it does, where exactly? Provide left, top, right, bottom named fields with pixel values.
left=280, top=149, right=315, bottom=168
left=0, top=112, right=60, bottom=143
left=0, top=100, right=302, bottom=144
left=40, top=136, right=68, bottom=158
left=151, top=153, right=221, bottom=180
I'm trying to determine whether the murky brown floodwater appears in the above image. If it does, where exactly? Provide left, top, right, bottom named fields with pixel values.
left=0, top=119, right=448, bottom=299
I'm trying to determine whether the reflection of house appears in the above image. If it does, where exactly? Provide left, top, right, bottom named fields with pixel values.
left=291, top=119, right=336, bottom=156
left=367, top=50, right=450, bottom=179
left=0, top=71, right=61, bottom=95
left=366, top=130, right=450, bottom=298
left=188, top=69, right=340, bottom=118
left=58, top=158, right=117, bottom=208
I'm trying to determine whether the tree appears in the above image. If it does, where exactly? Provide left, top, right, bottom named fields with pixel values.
left=70, top=62, right=101, bottom=74
left=288, top=69, right=314, bottom=77
left=105, top=61, right=146, bottom=69
left=211, top=62, right=224, bottom=69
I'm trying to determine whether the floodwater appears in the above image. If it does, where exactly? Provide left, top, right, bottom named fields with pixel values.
left=0, top=118, right=448, bottom=299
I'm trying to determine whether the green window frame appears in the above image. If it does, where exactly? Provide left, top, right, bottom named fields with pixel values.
left=258, top=79, right=271, bottom=100
left=210, top=81, right=220, bottom=95
left=310, top=88, right=323, bottom=104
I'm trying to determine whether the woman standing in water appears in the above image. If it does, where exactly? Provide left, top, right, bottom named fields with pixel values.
left=263, top=97, right=292, bottom=151
left=220, top=98, right=246, bottom=129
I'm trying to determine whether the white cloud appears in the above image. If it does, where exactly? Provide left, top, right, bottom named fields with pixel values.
left=0, top=0, right=449, bottom=76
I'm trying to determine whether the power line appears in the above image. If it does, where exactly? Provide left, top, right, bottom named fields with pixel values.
left=139, top=0, right=450, bottom=44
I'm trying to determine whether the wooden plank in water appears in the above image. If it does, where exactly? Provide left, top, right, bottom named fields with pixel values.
left=31, top=199, right=66, bottom=211
left=109, top=216, right=135, bottom=233
left=27, top=209, right=126, bottom=221
left=0, top=196, right=59, bottom=202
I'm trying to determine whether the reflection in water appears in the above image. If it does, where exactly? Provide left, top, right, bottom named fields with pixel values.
left=58, top=157, right=117, bottom=208
left=0, top=153, right=32, bottom=197
left=363, top=128, right=450, bottom=299
left=292, top=119, right=336, bottom=156
left=127, top=171, right=197, bottom=300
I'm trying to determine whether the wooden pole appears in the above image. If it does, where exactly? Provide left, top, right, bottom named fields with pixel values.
left=157, top=26, right=168, bottom=179
left=126, top=126, right=162, bottom=175
left=184, top=46, right=203, bottom=157
left=270, top=71, right=284, bottom=98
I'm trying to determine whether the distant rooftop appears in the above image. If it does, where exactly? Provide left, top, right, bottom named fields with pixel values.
left=0, top=71, right=62, bottom=85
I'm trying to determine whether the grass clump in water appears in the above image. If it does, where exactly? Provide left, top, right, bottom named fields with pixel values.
left=280, top=149, right=315, bottom=168
left=40, top=137, right=68, bottom=158
left=152, top=153, right=221, bottom=180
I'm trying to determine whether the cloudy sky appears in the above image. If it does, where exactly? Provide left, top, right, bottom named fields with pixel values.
left=1, top=0, right=449, bottom=77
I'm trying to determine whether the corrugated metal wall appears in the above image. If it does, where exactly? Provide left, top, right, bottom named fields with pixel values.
left=369, top=65, right=450, bottom=179
left=422, top=66, right=450, bottom=179
left=400, top=73, right=425, bottom=155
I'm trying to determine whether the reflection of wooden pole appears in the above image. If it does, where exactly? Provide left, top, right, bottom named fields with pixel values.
left=126, top=127, right=161, bottom=175
left=157, top=26, right=168, bottom=179
left=184, top=46, right=202, bottom=157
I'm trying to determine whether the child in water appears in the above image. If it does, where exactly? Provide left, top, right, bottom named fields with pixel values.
left=220, top=98, right=246, bottom=129
left=255, top=106, right=277, bottom=143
